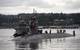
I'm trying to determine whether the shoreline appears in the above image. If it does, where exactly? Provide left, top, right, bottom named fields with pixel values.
left=0, top=27, right=79, bottom=29
left=0, top=25, right=80, bottom=29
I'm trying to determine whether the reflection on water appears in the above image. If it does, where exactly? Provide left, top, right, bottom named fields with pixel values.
left=15, top=41, right=39, bottom=50
left=0, top=29, right=80, bottom=50
left=15, top=37, right=80, bottom=50
left=30, top=42, right=38, bottom=50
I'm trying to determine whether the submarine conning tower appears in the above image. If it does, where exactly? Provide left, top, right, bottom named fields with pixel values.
left=29, top=15, right=38, bottom=34
left=13, top=9, right=39, bottom=37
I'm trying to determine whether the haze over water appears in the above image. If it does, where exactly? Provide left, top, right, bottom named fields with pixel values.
left=0, top=28, right=80, bottom=50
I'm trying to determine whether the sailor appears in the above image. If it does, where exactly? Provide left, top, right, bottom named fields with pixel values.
left=63, top=30, right=66, bottom=33
left=60, top=29, right=62, bottom=33
left=73, top=30, right=75, bottom=36
left=50, top=29, right=51, bottom=34
left=57, top=29, right=59, bottom=33
left=45, top=31, right=48, bottom=34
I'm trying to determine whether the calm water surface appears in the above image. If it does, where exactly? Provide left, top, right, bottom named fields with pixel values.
left=0, top=28, right=80, bottom=50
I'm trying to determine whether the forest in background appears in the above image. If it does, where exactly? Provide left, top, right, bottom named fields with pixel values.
left=0, top=13, right=80, bottom=27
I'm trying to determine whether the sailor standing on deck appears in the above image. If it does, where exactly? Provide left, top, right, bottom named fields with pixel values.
left=50, top=29, right=51, bottom=34
left=73, top=30, right=75, bottom=36
left=63, top=30, right=66, bottom=33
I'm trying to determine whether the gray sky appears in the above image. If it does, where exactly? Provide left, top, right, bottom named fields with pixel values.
left=0, top=0, right=80, bottom=14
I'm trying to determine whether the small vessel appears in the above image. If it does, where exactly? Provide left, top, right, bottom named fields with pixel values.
left=13, top=9, right=74, bottom=41
left=13, top=15, right=74, bottom=41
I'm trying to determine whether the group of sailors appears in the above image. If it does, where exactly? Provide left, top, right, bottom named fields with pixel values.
left=57, top=30, right=66, bottom=33
left=45, top=29, right=66, bottom=34
left=44, top=29, right=76, bottom=36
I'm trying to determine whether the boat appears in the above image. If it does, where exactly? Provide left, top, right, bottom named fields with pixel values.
left=13, top=9, right=74, bottom=41
left=13, top=15, right=74, bottom=42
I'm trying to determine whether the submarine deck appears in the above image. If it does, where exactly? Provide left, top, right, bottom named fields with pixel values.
left=13, top=33, right=74, bottom=43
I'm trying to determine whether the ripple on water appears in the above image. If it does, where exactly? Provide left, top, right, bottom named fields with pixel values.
left=0, top=29, right=80, bottom=50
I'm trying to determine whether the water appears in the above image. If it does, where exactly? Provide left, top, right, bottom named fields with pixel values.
left=0, top=28, right=80, bottom=50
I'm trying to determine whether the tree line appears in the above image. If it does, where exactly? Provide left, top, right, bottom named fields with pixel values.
left=0, top=13, right=80, bottom=26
